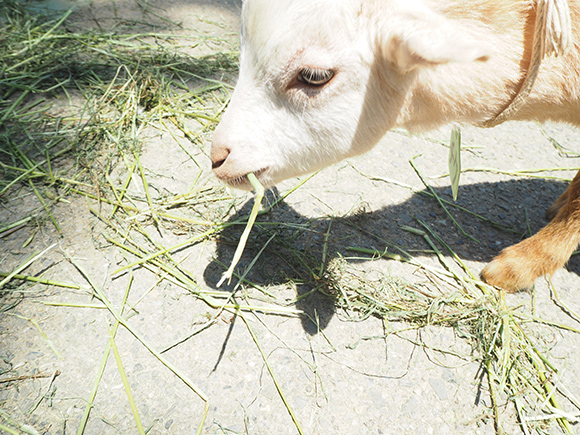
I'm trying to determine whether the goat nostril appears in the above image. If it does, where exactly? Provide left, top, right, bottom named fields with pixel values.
left=212, top=158, right=227, bottom=169
left=211, top=145, right=230, bottom=170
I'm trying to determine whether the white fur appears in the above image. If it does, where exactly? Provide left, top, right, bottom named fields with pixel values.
left=211, top=0, right=580, bottom=189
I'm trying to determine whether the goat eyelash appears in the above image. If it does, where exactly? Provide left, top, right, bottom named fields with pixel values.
left=296, top=67, right=335, bottom=86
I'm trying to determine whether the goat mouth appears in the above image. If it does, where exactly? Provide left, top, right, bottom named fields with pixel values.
left=222, top=168, right=269, bottom=190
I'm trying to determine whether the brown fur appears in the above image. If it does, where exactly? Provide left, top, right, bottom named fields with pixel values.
left=481, top=171, right=580, bottom=292
left=465, top=1, right=580, bottom=291
left=393, top=0, right=580, bottom=291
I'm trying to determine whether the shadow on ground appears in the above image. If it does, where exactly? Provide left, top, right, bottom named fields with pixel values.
left=204, top=177, right=579, bottom=334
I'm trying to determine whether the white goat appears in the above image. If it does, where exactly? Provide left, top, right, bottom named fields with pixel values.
left=211, top=0, right=580, bottom=292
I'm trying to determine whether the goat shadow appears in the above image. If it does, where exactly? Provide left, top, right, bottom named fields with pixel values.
left=203, top=177, right=579, bottom=334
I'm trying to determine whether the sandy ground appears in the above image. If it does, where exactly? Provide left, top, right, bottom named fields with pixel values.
left=1, top=1, right=580, bottom=434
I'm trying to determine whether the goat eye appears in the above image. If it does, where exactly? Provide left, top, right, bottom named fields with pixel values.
left=297, top=67, right=335, bottom=86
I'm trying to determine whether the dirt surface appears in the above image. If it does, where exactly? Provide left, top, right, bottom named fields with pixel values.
left=1, top=1, right=580, bottom=435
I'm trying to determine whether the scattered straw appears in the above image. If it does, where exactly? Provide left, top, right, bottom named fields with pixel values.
left=336, top=219, right=580, bottom=433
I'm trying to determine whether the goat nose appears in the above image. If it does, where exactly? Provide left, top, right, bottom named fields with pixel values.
left=211, top=143, right=230, bottom=170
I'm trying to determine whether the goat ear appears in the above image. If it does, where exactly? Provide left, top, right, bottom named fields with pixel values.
left=383, top=12, right=490, bottom=72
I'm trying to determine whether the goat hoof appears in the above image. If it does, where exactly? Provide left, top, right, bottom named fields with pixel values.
left=480, top=246, right=538, bottom=292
